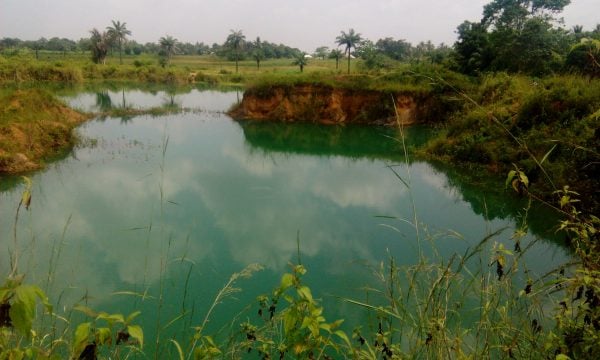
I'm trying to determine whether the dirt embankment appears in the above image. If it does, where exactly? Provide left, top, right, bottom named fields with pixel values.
left=0, top=89, right=89, bottom=174
left=229, top=85, right=438, bottom=125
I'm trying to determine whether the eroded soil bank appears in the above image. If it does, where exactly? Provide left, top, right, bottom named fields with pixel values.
left=228, top=85, right=442, bottom=125
left=0, top=89, right=88, bottom=173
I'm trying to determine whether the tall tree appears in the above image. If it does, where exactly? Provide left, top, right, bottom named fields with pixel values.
left=314, top=46, right=329, bottom=60
left=329, top=49, right=343, bottom=70
left=226, top=30, right=246, bottom=73
left=252, top=37, right=264, bottom=70
left=90, top=29, right=112, bottom=64
left=159, top=35, right=179, bottom=66
left=106, top=20, right=132, bottom=64
left=336, top=28, right=362, bottom=74
left=292, top=52, right=308, bottom=73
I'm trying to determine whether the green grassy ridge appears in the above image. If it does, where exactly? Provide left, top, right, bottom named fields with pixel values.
left=424, top=74, right=600, bottom=212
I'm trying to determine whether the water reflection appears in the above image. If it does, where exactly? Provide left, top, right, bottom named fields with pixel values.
left=0, top=88, right=571, bottom=356
left=59, top=83, right=242, bottom=114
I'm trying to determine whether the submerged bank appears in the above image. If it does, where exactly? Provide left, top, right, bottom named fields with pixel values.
left=0, top=89, right=89, bottom=173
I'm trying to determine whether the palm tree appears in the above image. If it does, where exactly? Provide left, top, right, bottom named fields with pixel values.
left=252, top=37, right=264, bottom=70
left=226, top=29, right=246, bottom=73
left=336, top=29, right=362, bottom=74
left=90, top=28, right=112, bottom=64
left=159, top=35, right=179, bottom=66
left=329, top=49, right=343, bottom=70
left=106, top=20, right=131, bottom=64
left=292, top=52, right=308, bottom=73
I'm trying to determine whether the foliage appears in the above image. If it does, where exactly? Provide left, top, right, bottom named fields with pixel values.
left=106, top=20, right=132, bottom=65
left=159, top=35, right=179, bottom=67
left=291, top=52, right=308, bottom=73
left=565, top=39, right=600, bottom=77
left=234, top=265, right=348, bottom=359
left=89, top=29, right=112, bottom=65
left=225, top=30, right=246, bottom=73
left=71, top=306, right=144, bottom=359
left=453, top=0, right=573, bottom=75
left=336, top=28, right=362, bottom=74
left=424, top=74, right=600, bottom=212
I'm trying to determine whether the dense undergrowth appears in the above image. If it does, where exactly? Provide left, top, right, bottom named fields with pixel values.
left=423, top=74, right=600, bottom=214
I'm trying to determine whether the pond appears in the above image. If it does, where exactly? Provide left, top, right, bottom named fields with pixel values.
left=0, top=86, right=570, bottom=357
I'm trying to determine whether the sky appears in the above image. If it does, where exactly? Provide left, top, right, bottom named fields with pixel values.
left=1, top=0, right=598, bottom=52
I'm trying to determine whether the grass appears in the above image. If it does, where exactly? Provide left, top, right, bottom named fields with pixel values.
left=422, top=73, right=600, bottom=213
left=0, top=88, right=88, bottom=173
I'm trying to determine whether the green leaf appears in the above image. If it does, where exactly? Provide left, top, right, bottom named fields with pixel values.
left=74, top=305, right=98, bottom=318
left=280, top=273, right=294, bottom=290
left=21, top=190, right=31, bottom=210
left=126, top=311, right=142, bottom=324
left=505, top=170, right=517, bottom=188
left=169, top=339, right=184, bottom=360
left=10, top=285, right=38, bottom=335
left=540, top=144, right=557, bottom=165
left=73, top=322, right=92, bottom=356
left=334, top=330, right=351, bottom=346
left=96, top=327, right=112, bottom=346
left=127, top=324, right=144, bottom=348
left=556, top=354, right=571, bottom=360
left=297, top=286, right=313, bottom=302
left=97, top=312, right=125, bottom=324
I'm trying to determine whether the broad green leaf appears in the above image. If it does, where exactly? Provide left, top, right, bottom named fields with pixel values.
left=97, top=312, right=125, bottom=324
left=335, top=330, right=351, bottom=346
left=280, top=273, right=294, bottom=290
left=297, top=286, right=313, bottom=302
left=283, top=311, right=295, bottom=335
left=74, top=305, right=98, bottom=318
left=10, top=285, right=38, bottom=335
left=556, top=354, right=571, bottom=360
left=96, top=327, right=112, bottom=346
left=505, top=170, right=516, bottom=188
left=32, top=286, right=52, bottom=314
left=126, top=311, right=142, bottom=324
left=73, top=322, right=92, bottom=355
left=127, top=325, right=144, bottom=348
left=330, top=319, right=344, bottom=330
left=300, top=316, right=312, bottom=330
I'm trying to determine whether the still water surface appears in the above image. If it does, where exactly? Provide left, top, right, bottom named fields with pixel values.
left=0, top=87, right=569, bottom=356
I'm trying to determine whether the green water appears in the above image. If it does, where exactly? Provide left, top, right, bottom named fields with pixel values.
left=0, top=86, right=569, bottom=357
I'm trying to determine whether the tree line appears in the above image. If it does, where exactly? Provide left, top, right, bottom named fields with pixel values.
left=1, top=0, right=599, bottom=76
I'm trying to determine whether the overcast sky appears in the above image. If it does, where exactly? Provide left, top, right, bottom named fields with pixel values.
left=1, top=0, right=598, bottom=51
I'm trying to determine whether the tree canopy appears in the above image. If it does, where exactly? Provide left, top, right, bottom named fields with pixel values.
left=336, top=28, right=362, bottom=74
left=106, top=20, right=131, bottom=64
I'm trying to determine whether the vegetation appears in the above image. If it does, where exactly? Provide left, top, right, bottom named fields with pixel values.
left=0, top=0, right=599, bottom=358
left=336, top=28, right=363, bottom=74
left=0, top=89, right=88, bottom=173
left=291, top=53, right=308, bottom=73
left=225, top=30, right=246, bottom=73
left=158, top=35, right=179, bottom=67
left=106, top=20, right=132, bottom=65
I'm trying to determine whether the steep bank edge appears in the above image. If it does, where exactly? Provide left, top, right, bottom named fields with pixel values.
left=228, top=85, right=442, bottom=125
left=0, top=89, right=90, bottom=174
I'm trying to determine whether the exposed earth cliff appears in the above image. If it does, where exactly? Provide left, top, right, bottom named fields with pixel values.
left=229, top=85, right=441, bottom=125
